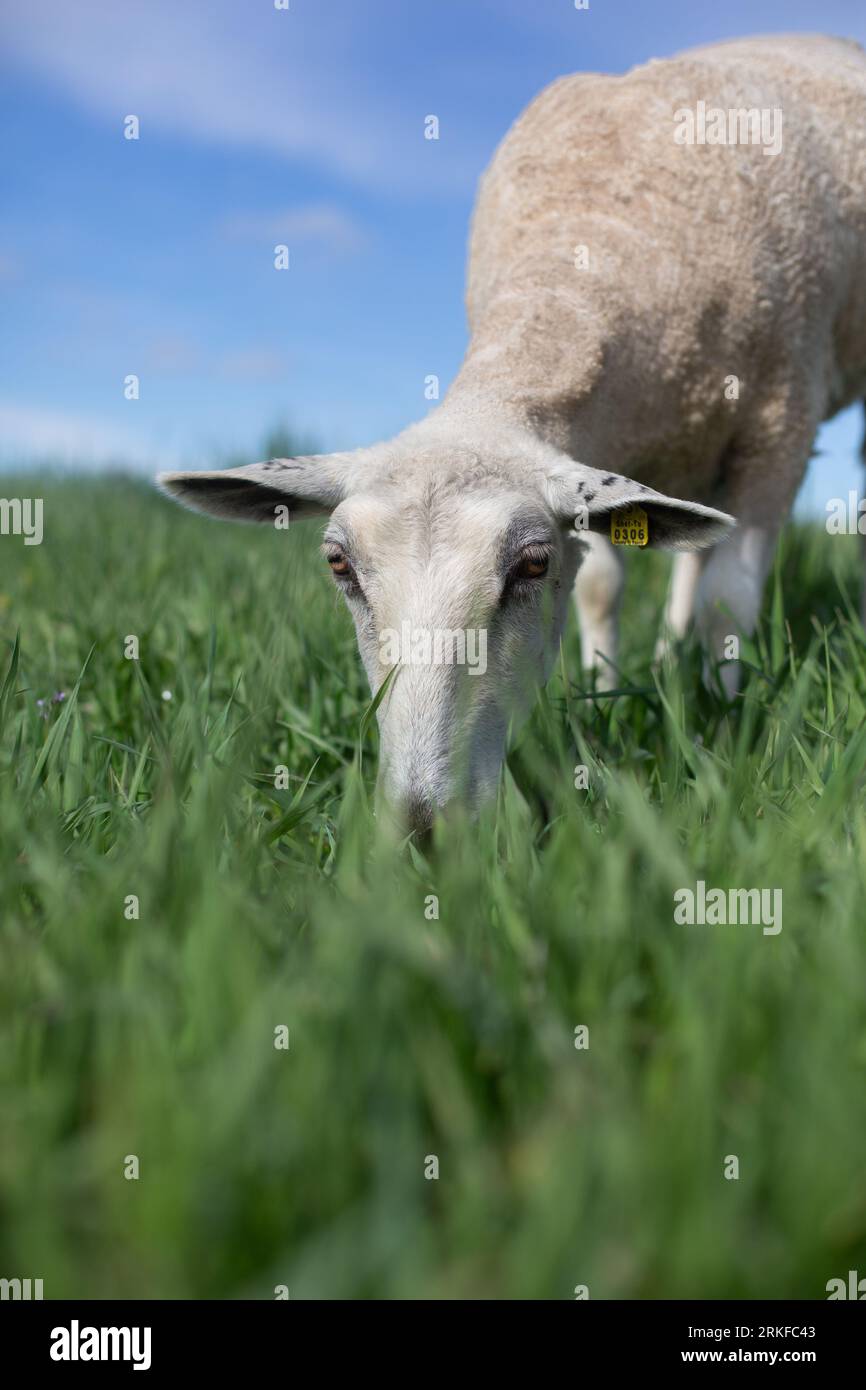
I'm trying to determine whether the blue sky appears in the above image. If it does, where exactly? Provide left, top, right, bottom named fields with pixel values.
left=0, top=0, right=863, bottom=513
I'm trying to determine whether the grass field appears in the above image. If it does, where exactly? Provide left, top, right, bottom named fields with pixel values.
left=2, top=469, right=866, bottom=1300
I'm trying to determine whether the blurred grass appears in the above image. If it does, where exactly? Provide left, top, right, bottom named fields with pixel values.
left=1, top=470, right=865, bottom=1299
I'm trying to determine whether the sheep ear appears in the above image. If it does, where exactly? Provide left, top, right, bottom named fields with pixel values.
left=546, top=464, right=735, bottom=551
left=157, top=453, right=358, bottom=523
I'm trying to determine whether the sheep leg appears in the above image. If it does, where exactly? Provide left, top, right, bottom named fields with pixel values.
left=574, top=532, right=625, bottom=678
left=691, top=406, right=821, bottom=696
left=693, top=523, right=777, bottom=696
left=654, top=551, right=703, bottom=660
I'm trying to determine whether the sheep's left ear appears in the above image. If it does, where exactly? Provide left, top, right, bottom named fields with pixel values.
left=545, top=463, right=735, bottom=551
left=157, top=452, right=360, bottom=523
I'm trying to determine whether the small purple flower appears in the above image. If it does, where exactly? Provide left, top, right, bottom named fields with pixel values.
left=36, top=691, right=67, bottom=719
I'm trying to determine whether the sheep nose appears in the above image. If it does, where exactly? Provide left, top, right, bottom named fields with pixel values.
left=381, top=776, right=439, bottom=839
left=400, top=789, right=436, bottom=837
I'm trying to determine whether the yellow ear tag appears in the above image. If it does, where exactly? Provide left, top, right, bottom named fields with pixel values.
left=610, top=505, right=649, bottom=547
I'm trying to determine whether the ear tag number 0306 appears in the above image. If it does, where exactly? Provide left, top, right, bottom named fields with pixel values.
left=610, top=506, right=649, bottom=547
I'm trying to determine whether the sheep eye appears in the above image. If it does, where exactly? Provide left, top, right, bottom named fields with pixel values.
left=514, top=549, right=549, bottom=580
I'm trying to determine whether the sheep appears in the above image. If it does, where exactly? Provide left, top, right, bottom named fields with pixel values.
left=160, top=34, right=866, bottom=831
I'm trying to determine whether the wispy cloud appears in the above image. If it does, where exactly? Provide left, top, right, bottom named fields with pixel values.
left=142, top=335, right=202, bottom=374
left=0, top=251, right=22, bottom=283
left=0, top=0, right=483, bottom=194
left=142, top=335, right=290, bottom=382
left=221, top=203, right=367, bottom=255
left=0, top=402, right=180, bottom=470
left=215, top=348, right=289, bottom=383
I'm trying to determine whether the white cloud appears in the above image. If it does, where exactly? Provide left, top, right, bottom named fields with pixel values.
left=0, top=402, right=180, bottom=471
left=0, top=0, right=481, bottom=193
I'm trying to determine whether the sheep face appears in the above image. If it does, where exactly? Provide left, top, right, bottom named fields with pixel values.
left=323, top=478, right=584, bottom=830
left=159, top=443, right=731, bottom=833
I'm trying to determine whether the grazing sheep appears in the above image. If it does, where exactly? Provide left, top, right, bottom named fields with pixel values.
left=160, top=34, right=866, bottom=830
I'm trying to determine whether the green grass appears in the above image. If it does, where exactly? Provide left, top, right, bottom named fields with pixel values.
left=2, top=471, right=866, bottom=1300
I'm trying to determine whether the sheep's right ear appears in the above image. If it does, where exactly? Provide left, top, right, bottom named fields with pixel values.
left=157, top=453, right=358, bottom=523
